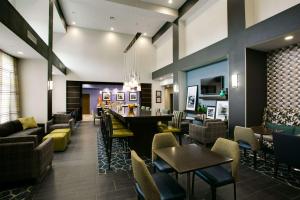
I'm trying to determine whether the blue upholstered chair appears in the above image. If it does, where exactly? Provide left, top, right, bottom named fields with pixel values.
left=192, top=138, right=240, bottom=200
left=131, top=150, right=185, bottom=200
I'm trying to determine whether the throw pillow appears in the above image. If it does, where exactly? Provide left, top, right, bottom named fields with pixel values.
left=18, top=117, right=38, bottom=130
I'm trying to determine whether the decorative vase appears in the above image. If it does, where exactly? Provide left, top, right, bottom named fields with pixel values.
left=128, top=104, right=135, bottom=116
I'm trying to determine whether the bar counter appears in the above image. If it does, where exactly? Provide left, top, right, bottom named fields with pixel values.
left=109, top=108, right=173, bottom=156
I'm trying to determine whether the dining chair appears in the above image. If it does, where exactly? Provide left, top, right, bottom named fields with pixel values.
left=192, top=138, right=240, bottom=200
left=152, top=132, right=179, bottom=179
left=131, top=150, right=186, bottom=200
left=234, top=126, right=260, bottom=168
left=105, top=114, right=134, bottom=169
left=273, top=132, right=300, bottom=177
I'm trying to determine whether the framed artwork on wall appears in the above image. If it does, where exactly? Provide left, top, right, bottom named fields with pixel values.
left=156, top=90, right=162, bottom=97
left=156, top=97, right=162, bottom=103
left=129, top=92, right=137, bottom=101
left=216, top=101, right=229, bottom=120
left=156, top=90, right=162, bottom=103
left=206, top=106, right=216, bottom=119
left=186, top=85, right=198, bottom=111
left=102, top=92, right=111, bottom=101
left=116, top=92, right=125, bottom=101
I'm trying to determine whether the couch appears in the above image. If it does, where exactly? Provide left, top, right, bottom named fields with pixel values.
left=189, top=119, right=227, bottom=145
left=0, top=119, right=54, bottom=184
left=47, top=113, right=74, bottom=133
left=0, top=119, right=44, bottom=142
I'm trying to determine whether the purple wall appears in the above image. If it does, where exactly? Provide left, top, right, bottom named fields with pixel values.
left=82, top=84, right=140, bottom=113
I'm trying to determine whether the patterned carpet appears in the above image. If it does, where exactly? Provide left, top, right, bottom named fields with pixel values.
left=97, top=128, right=152, bottom=174
left=0, top=186, right=33, bottom=200
left=240, top=151, right=300, bottom=189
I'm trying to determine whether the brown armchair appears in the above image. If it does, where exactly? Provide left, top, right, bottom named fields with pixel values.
left=0, top=136, right=54, bottom=184
left=47, top=113, right=74, bottom=133
left=189, top=119, right=226, bottom=145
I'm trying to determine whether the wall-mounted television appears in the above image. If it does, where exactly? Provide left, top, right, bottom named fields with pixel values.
left=200, top=76, right=224, bottom=95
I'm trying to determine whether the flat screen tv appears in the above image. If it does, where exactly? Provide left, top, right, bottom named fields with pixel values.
left=200, top=76, right=224, bottom=95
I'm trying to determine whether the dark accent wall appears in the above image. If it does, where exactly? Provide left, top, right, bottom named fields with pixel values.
left=246, top=49, right=267, bottom=126
left=152, top=1, right=300, bottom=133
left=140, top=83, right=152, bottom=108
left=267, top=43, right=300, bottom=111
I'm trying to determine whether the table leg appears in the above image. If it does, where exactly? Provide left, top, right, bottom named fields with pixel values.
left=187, top=172, right=190, bottom=200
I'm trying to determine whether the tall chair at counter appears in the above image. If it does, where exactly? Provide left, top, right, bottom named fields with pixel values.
left=105, top=114, right=134, bottom=169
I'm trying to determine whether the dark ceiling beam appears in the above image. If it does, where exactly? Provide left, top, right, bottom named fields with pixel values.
left=52, top=52, right=67, bottom=74
left=151, top=0, right=199, bottom=43
left=124, top=32, right=142, bottom=53
left=0, top=0, right=48, bottom=59
left=54, top=0, right=67, bottom=31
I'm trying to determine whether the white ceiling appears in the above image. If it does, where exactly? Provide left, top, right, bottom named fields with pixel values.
left=0, top=23, right=43, bottom=59
left=59, top=0, right=184, bottom=36
left=142, top=0, right=186, bottom=9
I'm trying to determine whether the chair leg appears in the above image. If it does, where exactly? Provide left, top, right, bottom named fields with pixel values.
left=192, top=172, right=195, bottom=194
left=233, top=182, right=237, bottom=200
left=211, top=186, right=216, bottom=200
left=175, top=172, right=178, bottom=181
left=243, top=148, right=247, bottom=157
left=108, top=138, right=113, bottom=169
left=274, top=161, right=279, bottom=177
left=253, top=151, right=257, bottom=168
left=178, top=134, right=182, bottom=145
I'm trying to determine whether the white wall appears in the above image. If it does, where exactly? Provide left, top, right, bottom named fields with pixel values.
left=179, top=0, right=228, bottom=58
left=245, top=0, right=300, bottom=28
left=18, top=58, right=48, bottom=123
left=9, top=0, right=49, bottom=44
left=54, top=27, right=155, bottom=83
left=52, top=75, right=66, bottom=113
left=153, top=27, right=173, bottom=71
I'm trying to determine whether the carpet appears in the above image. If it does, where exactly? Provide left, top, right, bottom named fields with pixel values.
left=97, top=128, right=152, bottom=174
left=240, top=151, right=300, bottom=189
left=0, top=186, right=33, bottom=200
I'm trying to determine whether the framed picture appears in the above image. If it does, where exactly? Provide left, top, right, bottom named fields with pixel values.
left=156, top=90, right=162, bottom=98
left=206, top=106, right=216, bottom=119
left=129, top=92, right=137, bottom=101
left=116, top=92, right=125, bottom=101
left=216, top=101, right=229, bottom=120
left=186, top=85, right=198, bottom=111
left=156, top=97, right=161, bottom=103
left=102, top=92, right=111, bottom=101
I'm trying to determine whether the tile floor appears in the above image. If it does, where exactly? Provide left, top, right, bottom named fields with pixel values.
left=21, top=122, right=300, bottom=199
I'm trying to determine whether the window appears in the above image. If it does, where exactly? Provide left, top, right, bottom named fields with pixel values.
left=0, top=51, right=20, bottom=123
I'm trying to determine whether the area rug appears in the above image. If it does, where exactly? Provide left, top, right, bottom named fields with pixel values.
left=0, top=186, right=33, bottom=200
left=97, top=129, right=152, bottom=174
left=240, top=151, right=300, bottom=189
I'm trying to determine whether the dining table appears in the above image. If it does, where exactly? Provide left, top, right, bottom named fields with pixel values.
left=153, top=143, right=233, bottom=199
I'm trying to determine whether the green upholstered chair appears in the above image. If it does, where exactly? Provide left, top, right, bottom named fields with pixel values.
left=192, top=138, right=240, bottom=200
left=158, top=111, right=186, bottom=145
left=152, top=132, right=179, bottom=178
left=234, top=126, right=260, bottom=168
left=105, top=114, right=134, bottom=169
left=131, top=150, right=185, bottom=200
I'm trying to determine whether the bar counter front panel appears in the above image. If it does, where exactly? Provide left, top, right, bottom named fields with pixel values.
left=109, top=108, right=173, bottom=156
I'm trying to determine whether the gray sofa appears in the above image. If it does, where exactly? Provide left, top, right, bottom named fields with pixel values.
left=47, top=113, right=74, bottom=133
left=0, top=120, right=54, bottom=184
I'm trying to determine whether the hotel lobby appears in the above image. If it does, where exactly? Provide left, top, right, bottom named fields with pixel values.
left=1, top=0, right=300, bottom=199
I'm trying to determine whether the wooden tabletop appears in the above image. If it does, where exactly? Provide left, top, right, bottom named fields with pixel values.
left=153, top=144, right=233, bottom=174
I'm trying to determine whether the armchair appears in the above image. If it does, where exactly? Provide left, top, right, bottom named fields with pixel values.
left=47, top=113, right=74, bottom=133
left=0, top=136, right=54, bottom=184
left=189, top=119, right=226, bottom=145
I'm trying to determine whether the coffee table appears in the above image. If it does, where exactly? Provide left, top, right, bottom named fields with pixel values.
left=153, top=144, right=233, bottom=199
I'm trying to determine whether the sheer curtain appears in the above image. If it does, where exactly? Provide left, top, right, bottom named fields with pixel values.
left=0, top=51, right=20, bottom=123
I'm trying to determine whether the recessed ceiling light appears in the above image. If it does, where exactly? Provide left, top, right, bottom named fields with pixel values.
left=143, top=32, right=147, bottom=36
left=72, top=21, right=76, bottom=25
left=17, top=51, right=24, bottom=55
left=110, top=27, right=114, bottom=31
left=168, top=0, right=173, bottom=4
left=284, top=35, right=294, bottom=41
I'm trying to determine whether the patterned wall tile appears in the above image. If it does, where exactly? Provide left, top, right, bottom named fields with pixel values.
left=267, top=43, right=300, bottom=111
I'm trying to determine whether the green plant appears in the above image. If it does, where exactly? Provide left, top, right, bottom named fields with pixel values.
left=197, top=104, right=207, bottom=114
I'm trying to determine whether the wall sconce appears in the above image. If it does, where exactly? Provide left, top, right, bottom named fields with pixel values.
left=173, top=84, right=179, bottom=93
left=48, top=80, right=53, bottom=90
left=231, top=74, right=239, bottom=88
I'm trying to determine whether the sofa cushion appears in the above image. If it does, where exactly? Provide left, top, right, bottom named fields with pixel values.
left=53, top=114, right=71, bottom=124
left=294, top=126, right=300, bottom=136
left=0, top=120, right=23, bottom=137
left=8, top=127, right=43, bottom=142
left=266, top=123, right=295, bottom=135
left=18, top=117, right=38, bottom=130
